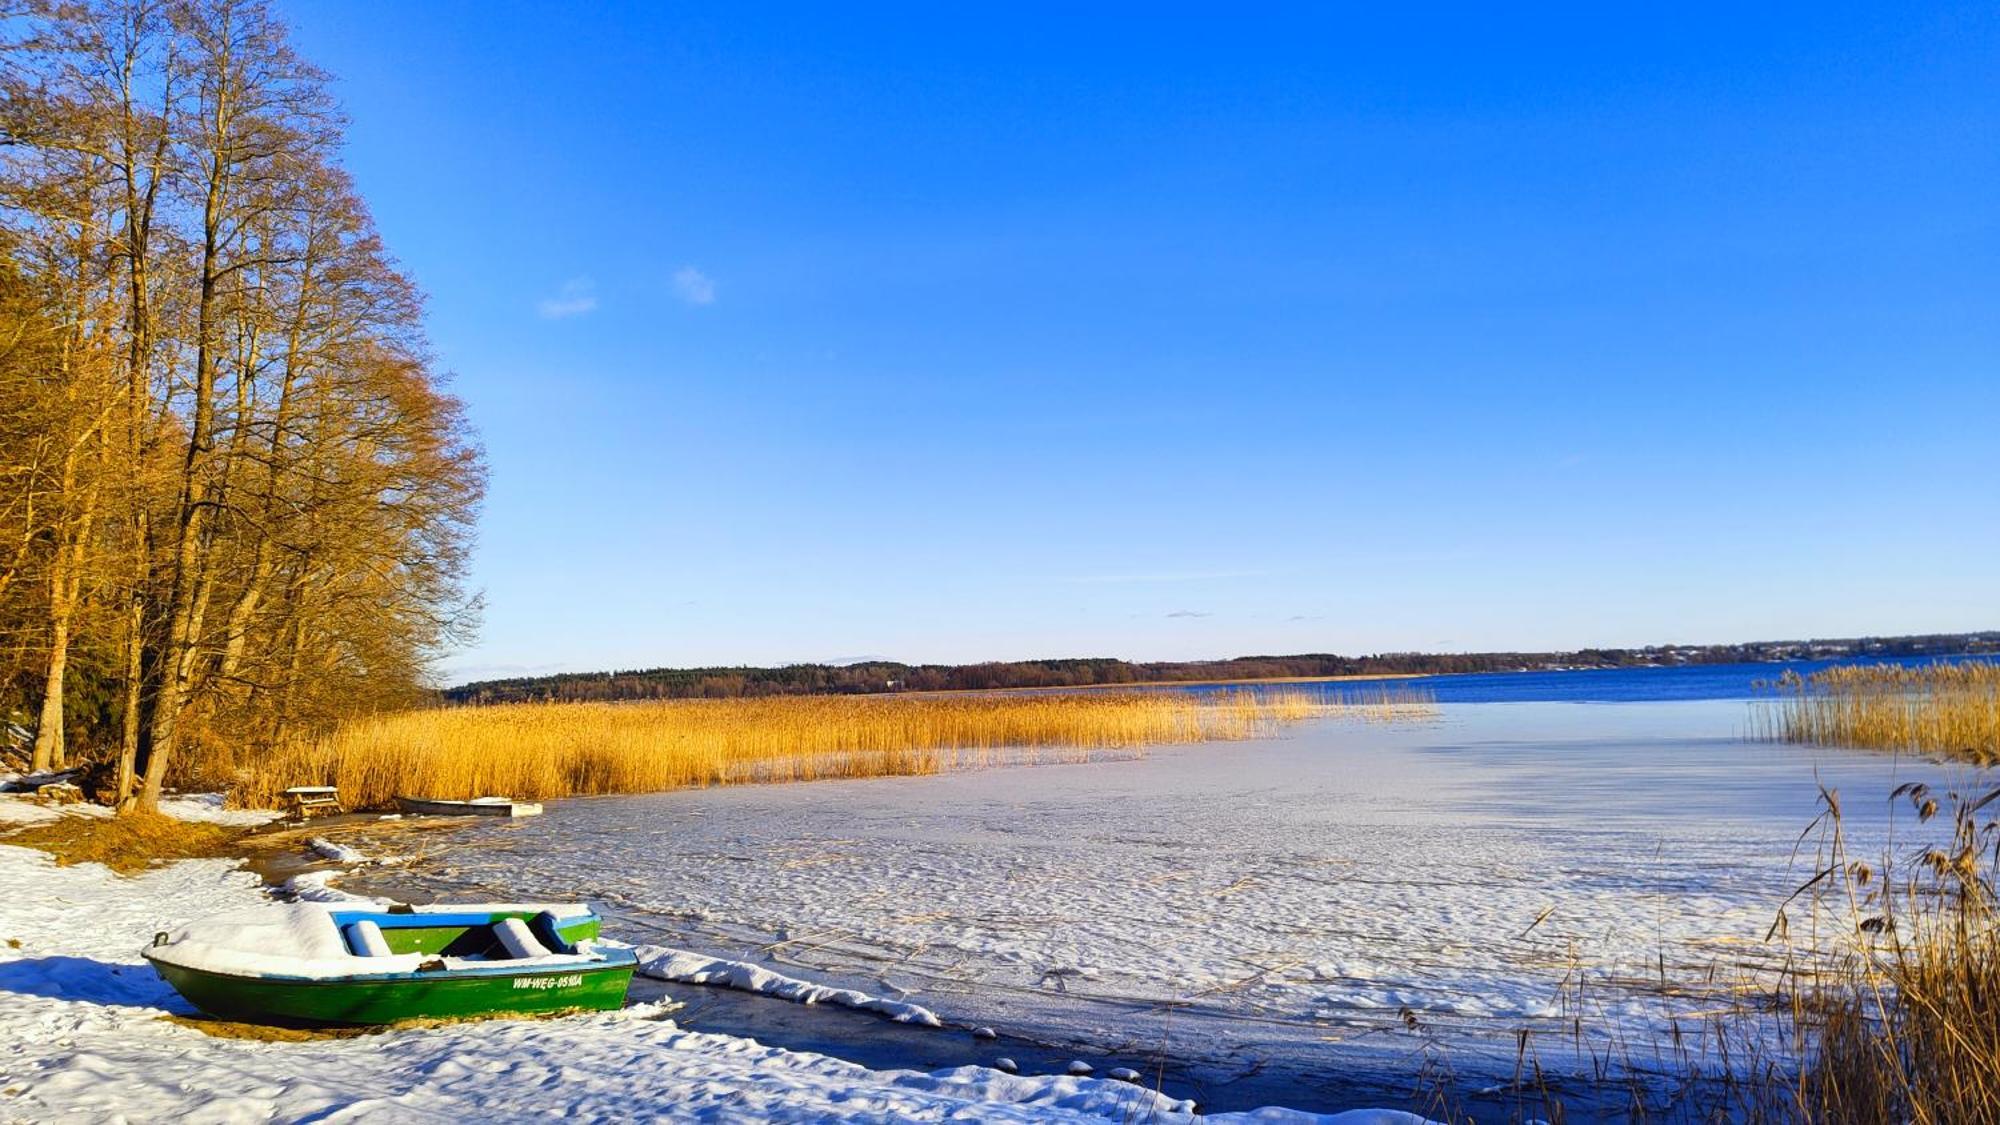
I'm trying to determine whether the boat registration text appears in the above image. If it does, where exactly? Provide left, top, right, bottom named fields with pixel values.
left=513, top=974, right=584, bottom=990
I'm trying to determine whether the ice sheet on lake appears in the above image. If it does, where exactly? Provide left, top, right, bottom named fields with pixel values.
left=362, top=701, right=1979, bottom=1107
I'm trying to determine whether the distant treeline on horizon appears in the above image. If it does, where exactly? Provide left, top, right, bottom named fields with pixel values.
left=443, top=632, right=2000, bottom=706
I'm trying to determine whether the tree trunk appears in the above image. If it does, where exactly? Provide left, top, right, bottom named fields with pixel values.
left=32, top=466, right=102, bottom=773
left=31, top=340, right=106, bottom=775
left=140, top=14, right=234, bottom=813
left=217, top=541, right=270, bottom=685
left=116, top=581, right=144, bottom=805
left=141, top=483, right=209, bottom=809
left=30, top=611, right=71, bottom=773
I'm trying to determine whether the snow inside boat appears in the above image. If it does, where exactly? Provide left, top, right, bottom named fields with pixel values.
left=393, top=795, right=544, bottom=817
left=143, top=902, right=636, bottom=1025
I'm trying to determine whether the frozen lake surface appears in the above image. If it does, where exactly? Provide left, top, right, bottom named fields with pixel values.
left=345, top=700, right=1982, bottom=1117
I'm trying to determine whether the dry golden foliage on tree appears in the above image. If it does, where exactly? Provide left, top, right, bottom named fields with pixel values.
left=0, top=0, right=482, bottom=810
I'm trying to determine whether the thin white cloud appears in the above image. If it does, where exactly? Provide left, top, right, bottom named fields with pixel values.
left=672, top=265, right=716, bottom=306
left=1165, top=610, right=1213, bottom=619
left=537, top=277, right=597, bottom=319
left=443, top=661, right=571, bottom=685
left=1059, top=570, right=1266, bottom=585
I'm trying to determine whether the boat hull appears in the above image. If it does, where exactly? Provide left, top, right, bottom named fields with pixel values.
left=149, top=955, right=636, bottom=1026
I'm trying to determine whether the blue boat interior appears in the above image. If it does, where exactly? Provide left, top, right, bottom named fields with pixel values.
left=330, top=909, right=589, bottom=960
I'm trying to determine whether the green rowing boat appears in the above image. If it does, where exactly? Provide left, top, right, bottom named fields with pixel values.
left=144, top=902, right=637, bottom=1025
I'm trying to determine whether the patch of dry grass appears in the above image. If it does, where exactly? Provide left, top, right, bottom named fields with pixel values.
left=8, top=812, right=247, bottom=873
left=1757, top=661, right=2000, bottom=764
left=161, top=1014, right=382, bottom=1041
left=244, top=689, right=1417, bottom=810
left=162, top=1006, right=612, bottom=1039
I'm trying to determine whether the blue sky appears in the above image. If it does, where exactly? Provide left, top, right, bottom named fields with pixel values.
left=284, top=2, right=1998, bottom=681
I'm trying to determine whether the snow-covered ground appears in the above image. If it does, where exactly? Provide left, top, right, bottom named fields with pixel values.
left=0, top=790, right=278, bottom=829
left=0, top=844, right=1405, bottom=1122
left=334, top=701, right=1977, bottom=1115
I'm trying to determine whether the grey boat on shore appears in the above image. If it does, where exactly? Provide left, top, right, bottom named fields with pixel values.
left=392, top=795, right=544, bottom=818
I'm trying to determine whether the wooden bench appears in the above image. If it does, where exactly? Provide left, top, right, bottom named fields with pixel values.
left=283, top=786, right=343, bottom=819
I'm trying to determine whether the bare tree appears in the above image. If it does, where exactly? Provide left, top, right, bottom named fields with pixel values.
left=1, top=0, right=481, bottom=808
left=139, top=0, right=335, bottom=809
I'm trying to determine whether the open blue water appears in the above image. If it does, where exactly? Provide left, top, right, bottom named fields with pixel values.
left=1178, top=652, right=2000, bottom=704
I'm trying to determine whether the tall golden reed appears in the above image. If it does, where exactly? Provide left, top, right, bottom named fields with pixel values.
left=1401, top=781, right=2000, bottom=1124
left=1785, top=783, right=2000, bottom=1123
left=248, top=688, right=1433, bottom=809
left=1757, top=661, right=2000, bottom=764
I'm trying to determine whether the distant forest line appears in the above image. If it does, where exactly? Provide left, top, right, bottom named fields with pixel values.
left=444, top=632, right=2000, bottom=706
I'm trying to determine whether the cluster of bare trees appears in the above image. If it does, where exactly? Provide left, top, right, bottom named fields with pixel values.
left=1, top=0, right=482, bottom=811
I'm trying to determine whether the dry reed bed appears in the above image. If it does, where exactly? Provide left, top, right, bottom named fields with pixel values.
left=1751, top=665, right=2000, bottom=1117
left=1757, top=661, right=2000, bottom=764
left=1430, top=782, right=2000, bottom=1124
left=1785, top=783, right=2000, bottom=1123
left=250, top=689, right=1414, bottom=809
